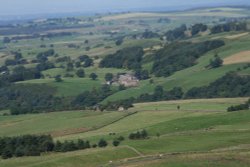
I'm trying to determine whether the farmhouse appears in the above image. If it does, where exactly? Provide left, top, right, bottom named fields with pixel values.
left=118, top=74, right=139, bottom=87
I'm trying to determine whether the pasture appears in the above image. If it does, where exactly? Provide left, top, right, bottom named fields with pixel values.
left=0, top=98, right=249, bottom=166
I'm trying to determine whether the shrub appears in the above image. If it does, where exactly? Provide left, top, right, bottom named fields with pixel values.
left=98, top=139, right=108, bottom=148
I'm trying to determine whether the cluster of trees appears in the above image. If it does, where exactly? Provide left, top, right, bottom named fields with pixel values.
left=190, top=23, right=208, bottom=36
left=0, top=84, right=67, bottom=115
left=36, top=49, right=55, bottom=63
left=54, top=139, right=90, bottom=152
left=135, top=69, right=150, bottom=80
left=75, top=55, right=93, bottom=68
left=185, top=73, right=250, bottom=98
left=71, top=85, right=115, bottom=109
left=100, top=98, right=134, bottom=111
left=128, top=129, right=148, bottom=140
left=0, top=135, right=54, bottom=159
left=141, top=30, right=159, bottom=39
left=0, top=65, right=41, bottom=83
left=99, top=47, right=144, bottom=70
left=211, top=21, right=247, bottom=34
left=0, top=134, right=115, bottom=159
left=112, top=136, right=125, bottom=147
left=165, top=24, right=187, bottom=41
left=227, top=99, right=250, bottom=112
left=152, top=40, right=225, bottom=77
left=99, top=86, right=184, bottom=111
left=5, top=52, right=27, bottom=66
left=137, top=86, right=184, bottom=102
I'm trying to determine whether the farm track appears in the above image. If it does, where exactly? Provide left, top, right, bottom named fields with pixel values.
left=105, top=146, right=250, bottom=167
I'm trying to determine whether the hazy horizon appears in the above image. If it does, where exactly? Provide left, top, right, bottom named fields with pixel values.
left=0, top=0, right=250, bottom=17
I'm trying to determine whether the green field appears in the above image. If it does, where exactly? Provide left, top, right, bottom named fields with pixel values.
left=0, top=111, right=131, bottom=137
left=0, top=98, right=250, bottom=166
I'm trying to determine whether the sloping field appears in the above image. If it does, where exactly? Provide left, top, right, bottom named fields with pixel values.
left=0, top=147, right=138, bottom=167
left=112, top=150, right=250, bottom=167
left=1, top=98, right=250, bottom=166
left=133, top=98, right=249, bottom=112
left=223, top=50, right=250, bottom=65
left=0, top=111, right=130, bottom=137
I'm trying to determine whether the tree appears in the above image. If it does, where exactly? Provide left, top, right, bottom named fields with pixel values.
left=1, top=148, right=13, bottom=159
left=77, top=139, right=85, bottom=149
left=117, top=136, right=125, bottom=141
left=14, top=52, right=23, bottom=60
left=89, top=73, right=98, bottom=80
left=75, top=61, right=81, bottom=68
left=79, top=55, right=89, bottom=62
left=3, top=37, right=11, bottom=43
left=115, top=38, right=123, bottom=46
left=98, top=139, right=108, bottom=148
left=154, top=86, right=164, bottom=100
left=76, top=69, right=85, bottom=78
left=210, top=55, right=223, bottom=68
left=112, top=140, right=120, bottom=147
left=83, top=58, right=93, bottom=67
left=105, top=73, right=113, bottom=82
left=55, top=75, right=63, bottom=82
left=141, top=129, right=148, bottom=139
left=54, top=141, right=62, bottom=152
left=66, top=62, right=74, bottom=71
left=156, top=133, right=161, bottom=138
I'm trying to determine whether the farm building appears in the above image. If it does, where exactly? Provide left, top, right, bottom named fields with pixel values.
left=118, top=74, right=139, bottom=87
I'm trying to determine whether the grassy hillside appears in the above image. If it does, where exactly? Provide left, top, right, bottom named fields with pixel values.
left=1, top=7, right=249, bottom=102
left=0, top=98, right=250, bottom=166
left=102, top=32, right=250, bottom=103
left=0, top=111, right=131, bottom=137
left=0, top=7, right=250, bottom=167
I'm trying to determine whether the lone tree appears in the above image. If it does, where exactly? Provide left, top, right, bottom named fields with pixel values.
left=98, top=139, right=108, bottom=148
left=66, top=62, right=74, bottom=71
left=105, top=73, right=113, bottom=82
left=115, top=38, right=123, bottom=46
left=76, top=69, right=85, bottom=78
left=210, top=54, right=223, bottom=68
left=89, top=73, right=98, bottom=80
left=112, top=140, right=120, bottom=147
left=3, top=37, right=11, bottom=43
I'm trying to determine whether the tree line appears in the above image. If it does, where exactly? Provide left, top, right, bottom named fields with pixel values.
left=185, top=72, right=250, bottom=98
left=0, top=135, right=113, bottom=159
left=99, top=47, right=144, bottom=70
left=0, top=129, right=144, bottom=159
left=210, top=22, right=247, bottom=34
left=227, top=99, right=250, bottom=112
